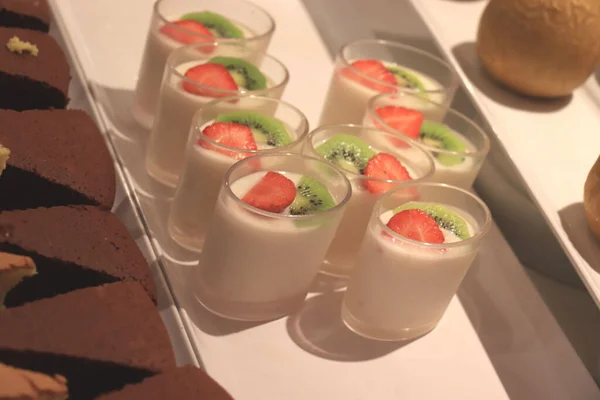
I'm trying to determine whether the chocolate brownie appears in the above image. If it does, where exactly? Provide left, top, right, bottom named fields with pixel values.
left=0, top=110, right=116, bottom=211
left=98, top=366, right=235, bottom=400
left=0, top=27, right=69, bottom=110
left=0, top=282, right=176, bottom=399
left=0, top=205, right=157, bottom=307
left=0, top=362, right=68, bottom=399
left=0, top=0, right=50, bottom=32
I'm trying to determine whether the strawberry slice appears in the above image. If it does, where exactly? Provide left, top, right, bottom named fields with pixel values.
left=363, top=153, right=412, bottom=194
left=199, top=122, right=257, bottom=160
left=160, top=20, right=214, bottom=48
left=374, top=106, right=424, bottom=141
left=342, top=59, right=397, bottom=93
left=386, top=209, right=444, bottom=243
left=241, top=171, right=296, bottom=213
left=183, top=63, right=238, bottom=97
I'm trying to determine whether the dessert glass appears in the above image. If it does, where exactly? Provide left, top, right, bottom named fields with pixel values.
left=194, top=153, right=352, bottom=321
left=365, top=92, right=490, bottom=188
left=168, top=95, right=309, bottom=252
left=304, top=124, right=435, bottom=277
left=132, top=0, right=275, bottom=129
left=318, top=39, right=458, bottom=126
left=342, top=182, right=491, bottom=341
left=145, top=42, right=288, bottom=187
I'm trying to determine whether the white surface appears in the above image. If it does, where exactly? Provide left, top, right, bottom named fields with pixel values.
left=49, top=0, right=599, bottom=398
left=408, top=0, right=600, bottom=308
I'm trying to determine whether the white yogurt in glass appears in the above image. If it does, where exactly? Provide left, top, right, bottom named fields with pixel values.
left=145, top=60, right=280, bottom=187
left=342, top=206, right=479, bottom=341
left=168, top=119, right=299, bottom=251
left=195, top=170, right=346, bottom=321
left=319, top=62, right=445, bottom=126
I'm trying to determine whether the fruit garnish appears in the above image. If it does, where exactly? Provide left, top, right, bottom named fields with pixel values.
left=374, top=106, right=424, bottom=139
left=394, top=201, right=471, bottom=240
left=160, top=20, right=214, bottom=46
left=209, top=56, right=267, bottom=91
left=181, top=11, right=244, bottom=39
left=182, top=63, right=238, bottom=97
left=289, top=176, right=336, bottom=215
left=386, top=209, right=444, bottom=243
left=363, top=153, right=412, bottom=194
left=343, top=59, right=397, bottom=93
left=199, top=122, right=257, bottom=160
left=419, top=121, right=466, bottom=166
left=241, top=171, right=296, bottom=213
left=215, top=111, right=293, bottom=147
left=315, top=134, right=376, bottom=174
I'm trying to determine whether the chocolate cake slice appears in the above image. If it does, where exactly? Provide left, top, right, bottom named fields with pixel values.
left=0, top=362, right=68, bottom=399
left=0, top=251, right=36, bottom=308
left=0, top=110, right=116, bottom=210
left=98, top=366, right=234, bottom=400
left=0, top=282, right=176, bottom=399
left=0, top=205, right=157, bottom=307
left=0, top=0, right=50, bottom=32
left=0, top=27, right=69, bottom=110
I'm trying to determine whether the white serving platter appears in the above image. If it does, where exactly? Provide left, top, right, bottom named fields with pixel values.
left=49, top=0, right=600, bottom=398
left=407, top=0, right=600, bottom=308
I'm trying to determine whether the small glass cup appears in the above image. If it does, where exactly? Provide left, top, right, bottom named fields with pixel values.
left=318, top=39, right=459, bottom=126
left=132, top=0, right=275, bottom=129
left=303, top=124, right=435, bottom=277
left=194, top=153, right=352, bottom=321
left=341, top=182, right=491, bottom=341
left=145, top=42, right=289, bottom=187
left=168, top=95, right=309, bottom=252
left=365, top=92, right=490, bottom=189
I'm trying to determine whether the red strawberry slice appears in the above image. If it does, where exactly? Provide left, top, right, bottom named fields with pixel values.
left=375, top=105, right=424, bottom=141
left=386, top=209, right=444, bottom=243
left=160, top=20, right=214, bottom=49
left=242, top=171, right=296, bottom=213
left=363, top=153, right=412, bottom=194
left=199, top=122, right=257, bottom=160
left=183, top=63, right=238, bottom=97
left=342, top=59, right=397, bottom=93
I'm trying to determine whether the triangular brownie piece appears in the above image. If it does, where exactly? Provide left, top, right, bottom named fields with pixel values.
left=0, top=282, right=176, bottom=399
left=0, top=110, right=116, bottom=210
left=0, top=27, right=69, bottom=110
left=0, top=0, right=51, bottom=33
left=0, top=362, right=68, bottom=399
left=97, top=366, right=234, bottom=400
left=0, top=205, right=157, bottom=307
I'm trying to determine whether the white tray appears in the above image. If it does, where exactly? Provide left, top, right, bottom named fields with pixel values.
left=49, top=14, right=196, bottom=367
left=407, top=0, right=600, bottom=307
left=49, top=0, right=600, bottom=398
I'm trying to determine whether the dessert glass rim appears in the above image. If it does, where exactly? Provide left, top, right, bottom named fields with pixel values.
left=376, top=181, right=492, bottom=249
left=223, top=152, right=352, bottom=220
left=305, top=123, right=436, bottom=183
left=167, top=43, right=289, bottom=96
left=367, top=92, right=491, bottom=158
left=338, top=38, right=459, bottom=94
left=193, top=95, right=309, bottom=153
left=154, top=0, right=276, bottom=42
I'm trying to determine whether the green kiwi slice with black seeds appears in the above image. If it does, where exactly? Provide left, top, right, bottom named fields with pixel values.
left=394, top=201, right=471, bottom=239
left=209, top=56, right=267, bottom=91
left=215, top=111, right=293, bottom=147
left=181, top=11, right=244, bottom=38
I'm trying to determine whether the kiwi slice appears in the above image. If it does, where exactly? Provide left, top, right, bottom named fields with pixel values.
left=215, top=111, right=293, bottom=147
left=208, top=56, right=267, bottom=91
left=387, top=66, right=428, bottom=97
left=181, top=11, right=244, bottom=38
left=419, top=121, right=466, bottom=167
left=394, top=201, right=471, bottom=240
left=290, top=176, right=336, bottom=216
left=315, top=134, right=376, bottom=174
